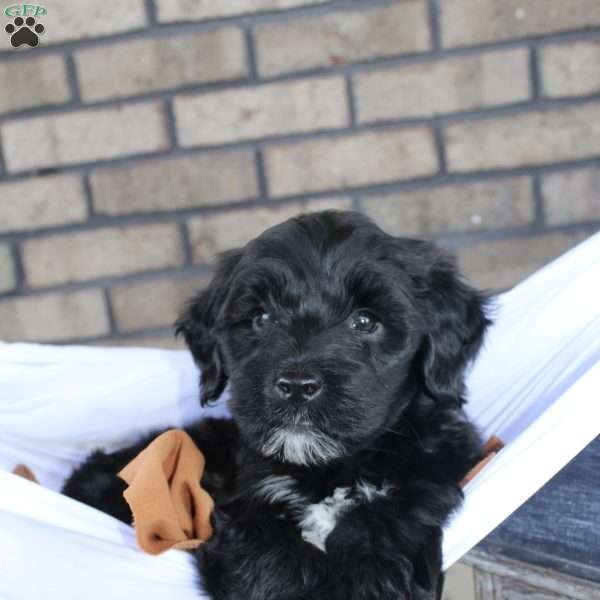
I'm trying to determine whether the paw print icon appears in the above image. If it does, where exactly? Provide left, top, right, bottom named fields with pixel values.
left=5, top=16, right=44, bottom=48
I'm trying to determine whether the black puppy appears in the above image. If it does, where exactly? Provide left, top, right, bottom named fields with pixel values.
left=63, top=210, right=488, bottom=600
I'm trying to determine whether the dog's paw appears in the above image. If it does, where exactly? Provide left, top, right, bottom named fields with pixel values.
left=197, top=513, right=328, bottom=600
left=329, top=553, right=415, bottom=600
left=325, top=500, right=412, bottom=560
left=5, top=16, right=44, bottom=48
left=62, top=449, right=132, bottom=523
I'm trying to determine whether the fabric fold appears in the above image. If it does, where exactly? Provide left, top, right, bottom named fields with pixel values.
left=118, top=429, right=214, bottom=555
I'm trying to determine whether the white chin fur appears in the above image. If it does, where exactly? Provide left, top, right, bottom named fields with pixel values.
left=261, top=428, right=344, bottom=466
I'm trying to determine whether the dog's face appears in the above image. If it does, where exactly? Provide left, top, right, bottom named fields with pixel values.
left=177, top=211, right=488, bottom=466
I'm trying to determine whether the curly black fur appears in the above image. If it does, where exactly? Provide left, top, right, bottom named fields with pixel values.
left=63, top=210, right=489, bottom=600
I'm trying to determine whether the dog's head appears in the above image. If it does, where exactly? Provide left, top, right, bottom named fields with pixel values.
left=177, top=211, right=488, bottom=466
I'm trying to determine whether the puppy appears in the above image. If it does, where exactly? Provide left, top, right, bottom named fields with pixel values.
left=63, top=210, right=488, bottom=600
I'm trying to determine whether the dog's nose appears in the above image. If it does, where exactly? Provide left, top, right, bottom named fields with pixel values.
left=275, top=374, right=322, bottom=402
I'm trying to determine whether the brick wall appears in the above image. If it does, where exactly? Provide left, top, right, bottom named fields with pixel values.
left=0, top=0, right=599, bottom=347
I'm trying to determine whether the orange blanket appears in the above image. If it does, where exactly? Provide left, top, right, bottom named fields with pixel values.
left=118, top=429, right=214, bottom=555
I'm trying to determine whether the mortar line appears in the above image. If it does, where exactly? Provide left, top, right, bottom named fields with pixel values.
left=3, top=39, right=600, bottom=126
left=0, top=139, right=6, bottom=175
left=254, top=148, right=269, bottom=198
left=532, top=174, right=546, bottom=226
left=2, top=93, right=600, bottom=189
left=244, top=26, right=259, bottom=80
left=529, top=46, right=542, bottom=99
left=0, top=0, right=395, bottom=62
left=102, top=288, right=119, bottom=334
left=82, top=172, right=95, bottom=219
left=1, top=18, right=599, bottom=67
left=64, top=53, right=81, bottom=103
left=9, top=241, right=25, bottom=290
left=2, top=220, right=598, bottom=304
left=1, top=156, right=600, bottom=245
left=2, top=79, right=600, bottom=138
left=179, top=221, right=194, bottom=265
left=432, top=120, right=447, bottom=174
left=345, top=74, right=357, bottom=127
left=163, top=98, right=179, bottom=148
left=0, top=263, right=215, bottom=301
left=144, top=0, right=158, bottom=25
left=427, top=0, right=442, bottom=52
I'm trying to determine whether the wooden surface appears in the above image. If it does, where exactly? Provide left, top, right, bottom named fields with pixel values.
left=466, top=550, right=600, bottom=599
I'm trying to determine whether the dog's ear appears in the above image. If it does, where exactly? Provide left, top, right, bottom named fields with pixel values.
left=175, top=249, right=243, bottom=406
left=412, top=242, right=490, bottom=406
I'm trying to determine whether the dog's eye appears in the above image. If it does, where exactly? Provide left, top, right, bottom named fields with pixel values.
left=349, top=310, right=379, bottom=334
left=253, top=312, right=274, bottom=331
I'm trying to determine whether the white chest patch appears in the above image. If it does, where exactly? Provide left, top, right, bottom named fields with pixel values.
left=254, top=475, right=394, bottom=552
left=354, top=479, right=394, bottom=502
left=299, top=487, right=354, bottom=551
left=299, top=480, right=394, bottom=552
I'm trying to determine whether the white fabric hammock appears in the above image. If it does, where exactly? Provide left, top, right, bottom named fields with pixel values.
left=1, top=232, right=599, bottom=600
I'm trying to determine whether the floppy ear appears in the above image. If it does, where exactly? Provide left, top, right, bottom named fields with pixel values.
left=416, top=244, right=490, bottom=406
left=175, top=249, right=243, bottom=406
